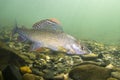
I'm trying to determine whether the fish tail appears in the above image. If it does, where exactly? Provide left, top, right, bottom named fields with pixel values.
left=11, top=20, right=18, bottom=37
left=11, top=20, right=26, bottom=42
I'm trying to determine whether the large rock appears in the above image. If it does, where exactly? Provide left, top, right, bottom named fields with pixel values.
left=69, top=64, right=111, bottom=80
left=2, top=64, right=22, bottom=80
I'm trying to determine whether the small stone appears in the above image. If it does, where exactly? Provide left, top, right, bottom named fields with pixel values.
left=8, top=42, right=15, bottom=48
left=43, top=69, right=54, bottom=80
left=23, top=73, right=43, bottom=80
left=107, top=77, right=118, bottom=80
left=14, top=47, right=21, bottom=50
left=111, top=72, right=120, bottom=79
left=26, top=53, right=36, bottom=60
left=54, top=74, right=64, bottom=80
left=54, top=73, right=69, bottom=80
left=20, top=66, right=32, bottom=74
left=106, top=64, right=114, bottom=69
left=81, top=53, right=98, bottom=61
left=19, top=55, right=33, bottom=64
left=31, top=68, right=44, bottom=76
left=45, top=55, right=51, bottom=62
left=64, top=73, right=69, bottom=80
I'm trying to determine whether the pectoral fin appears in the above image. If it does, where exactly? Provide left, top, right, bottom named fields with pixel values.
left=30, top=42, right=44, bottom=51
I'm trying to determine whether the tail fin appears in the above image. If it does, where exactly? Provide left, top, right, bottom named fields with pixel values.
left=13, top=20, right=18, bottom=36
left=10, top=20, right=18, bottom=40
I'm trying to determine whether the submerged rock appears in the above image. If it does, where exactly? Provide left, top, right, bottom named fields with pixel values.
left=111, top=72, right=120, bottom=79
left=69, top=64, right=111, bottom=80
left=2, top=64, right=22, bottom=80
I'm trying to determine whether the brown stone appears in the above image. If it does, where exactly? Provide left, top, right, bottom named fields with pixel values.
left=69, top=64, right=111, bottom=80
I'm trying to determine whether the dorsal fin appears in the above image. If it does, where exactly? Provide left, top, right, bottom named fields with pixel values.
left=32, top=18, right=63, bottom=32
left=49, top=18, right=61, bottom=24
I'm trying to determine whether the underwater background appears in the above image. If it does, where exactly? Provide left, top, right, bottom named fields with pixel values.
left=1, top=0, right=120, bottom=80
left=0, top=0, right=120, bottom=44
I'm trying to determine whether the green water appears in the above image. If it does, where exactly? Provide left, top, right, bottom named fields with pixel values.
left=0, top=0, right=120, bottom=44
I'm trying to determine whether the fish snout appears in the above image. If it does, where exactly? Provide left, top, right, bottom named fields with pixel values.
left=71, top=44, right=90, bottom=54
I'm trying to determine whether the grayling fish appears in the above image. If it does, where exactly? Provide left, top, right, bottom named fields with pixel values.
left=12, top=19, right=91, bottom=54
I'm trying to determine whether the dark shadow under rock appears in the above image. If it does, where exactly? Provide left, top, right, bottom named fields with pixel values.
left=0, top=71, right=3, bottom=80
left=2, top=64, right=22, bottom=80
left=0, top=41, right=26, bottom=70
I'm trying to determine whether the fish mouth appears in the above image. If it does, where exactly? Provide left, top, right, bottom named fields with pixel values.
left=77, top=47, right=92, bottom=54
left=70, top=44, right=91, bottom=54
left=76, top=50, right=86, bottom=54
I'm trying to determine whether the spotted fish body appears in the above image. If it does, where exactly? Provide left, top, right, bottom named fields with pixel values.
left=12, top=18, right=91, bottom=54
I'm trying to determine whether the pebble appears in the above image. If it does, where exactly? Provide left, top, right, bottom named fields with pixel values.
left=111, top=72, right=120, bottom=79
left=80, top=53, right=98, bottom=61
left=43, top=69, right=54, bottom=80
left=54, top=73, right=69, bottom=80
left=20, top=66, right=32, bottom=74
left=105, top=64, right=114, bottom=69
left=31, top=68, right=44, bottom=76
left=107, top=77, right=118, bottom=80
left=23, top=73, right=43, bottom=80
left=8, top=42, right=15, bottom=48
